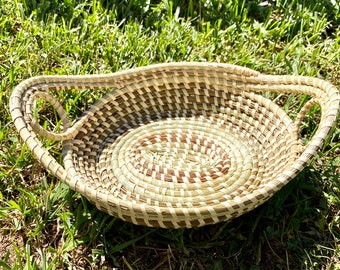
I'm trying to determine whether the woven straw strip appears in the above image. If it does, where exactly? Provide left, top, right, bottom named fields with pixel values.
left=10, top=62, right=340, bottom=228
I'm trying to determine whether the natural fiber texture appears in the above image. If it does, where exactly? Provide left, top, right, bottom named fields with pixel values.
left=10, top=62, right=340, bottom=228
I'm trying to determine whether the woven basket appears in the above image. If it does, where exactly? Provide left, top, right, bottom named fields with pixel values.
left=10, top=62, right=340, bottom=228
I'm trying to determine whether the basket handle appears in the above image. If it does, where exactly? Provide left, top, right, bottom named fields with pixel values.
left=255, top=74, right=339, bottom=179
left=26, top=91, right=76, bottom=141
left=25, top=89, right=95, bottom=141
left=294, top=98, right=319, bottom=130
left=10, top=75, right=117, bottom=187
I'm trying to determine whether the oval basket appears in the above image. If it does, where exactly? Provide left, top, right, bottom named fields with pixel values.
left=10, top=62, right=340, bottom=228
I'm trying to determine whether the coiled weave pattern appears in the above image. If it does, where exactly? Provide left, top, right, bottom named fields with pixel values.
left=10, top=62, right=340, bottom=228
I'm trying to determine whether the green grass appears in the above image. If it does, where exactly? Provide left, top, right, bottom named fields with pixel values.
left=1, top=0, right=340, bottom=268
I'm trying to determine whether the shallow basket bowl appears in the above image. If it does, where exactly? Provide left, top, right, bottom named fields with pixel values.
left=10, top=62, right=340, bottom=228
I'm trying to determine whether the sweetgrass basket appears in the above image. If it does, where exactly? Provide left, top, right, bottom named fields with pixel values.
left=10, top=62, right=340, bottom=228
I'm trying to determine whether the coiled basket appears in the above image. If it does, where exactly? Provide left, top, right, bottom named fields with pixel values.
left=10, top=62, right=340, bottom=228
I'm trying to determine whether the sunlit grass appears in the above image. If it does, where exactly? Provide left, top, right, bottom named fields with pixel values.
left=0, top=0, right=339, bottom=268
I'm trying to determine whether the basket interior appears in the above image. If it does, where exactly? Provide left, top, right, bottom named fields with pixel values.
left=62, top=81, right=302, bottom=226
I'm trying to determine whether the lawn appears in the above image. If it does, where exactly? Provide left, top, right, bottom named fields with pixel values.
left=0, top=0, right=340, bottom=269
